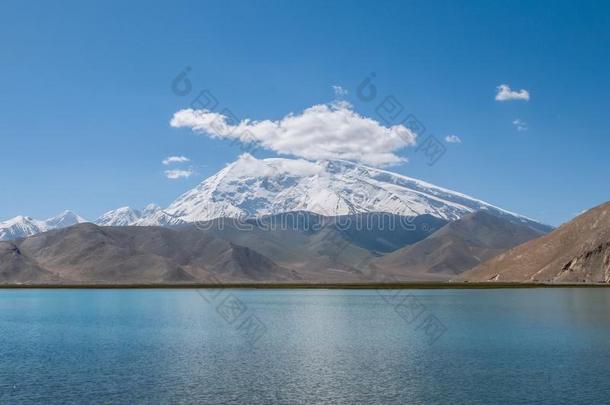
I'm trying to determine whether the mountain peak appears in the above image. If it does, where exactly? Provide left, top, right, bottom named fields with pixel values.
left=159, top=156, right=548, bottom=231
left=95, top=207, right=142, bottom=226
left=0, top=210, right=87, bottom=241
left=45, top=210, right=88, bottom=228
left=94, top=204, right=177, bottom=227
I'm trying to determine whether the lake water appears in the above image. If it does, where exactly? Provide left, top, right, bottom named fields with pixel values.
left=1, top=288, right=609, bottom=404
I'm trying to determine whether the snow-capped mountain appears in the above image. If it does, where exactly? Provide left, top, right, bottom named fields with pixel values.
left=135, top=207, right=184, bottom=226
left=45, top=210, right=86, bottom=229
left=94, top=204, right=184, bottom=227
left=141, top=203, right=162, bottom=218
left=159, top=154, right=550, bottom=232
left=1, top=155, right=550, bottom=240
left=95, top=206, right=144, bottom=226
left=0, top=210, right=88, bottom=241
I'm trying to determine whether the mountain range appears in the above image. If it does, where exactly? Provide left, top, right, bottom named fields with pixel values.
left=0, top=155, right=550, bottom=241
left=3, top=155, right=607, bottom=285
left=0, top=198, right=608, bottom=285
left=371, top=210, right=547, bottom=281
left=0, top=211, right=543, bottom=284
left=0, top=211, right=87, bottom=241
left=0, top=223, right=292, bottom=284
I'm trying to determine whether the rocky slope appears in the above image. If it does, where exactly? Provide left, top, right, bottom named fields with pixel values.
left=0, top=242, right=59, bottom=283
left=459, top=201, right=610, bottom=283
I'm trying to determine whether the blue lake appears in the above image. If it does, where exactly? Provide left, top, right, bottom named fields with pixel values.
left=1, top=288, right=609, bottom=404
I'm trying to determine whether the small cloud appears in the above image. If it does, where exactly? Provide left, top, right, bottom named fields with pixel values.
left=513, top=118, right=528, bottom=131
left=495, top=84, right=530, bottom=101
left=162, top=155, right=190, bottom=165
left=164, top=169, right=193, bottom=179
left=444, top=134, right=462, bottom=144
left=332, top=85, right=348, bottom=98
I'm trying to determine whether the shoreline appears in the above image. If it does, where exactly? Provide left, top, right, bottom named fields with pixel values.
left=1, top=282, right=609, bottom=289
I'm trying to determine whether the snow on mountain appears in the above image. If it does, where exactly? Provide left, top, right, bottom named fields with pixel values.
left=159, top=154, right=550, bottom=232
left=95, top=207, right=143, bottom=226
left=0, top=216, right=44, bottom=241
left=94, top=204, right=184, bottom=227
left=141, top=204, right=162, bottom=218
left=0, top=210, right=87, bottom=241
left=1, top=155, right=550, bottom=239
left=134, top=209, right=185, bottom=226
left=45, top=210, right=88, bottom=229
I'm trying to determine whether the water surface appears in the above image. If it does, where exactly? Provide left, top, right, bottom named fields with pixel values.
left=1, top=288, right=609, bottom=404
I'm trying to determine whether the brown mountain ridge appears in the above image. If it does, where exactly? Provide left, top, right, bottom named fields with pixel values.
left=459, top=201, right=610, bottom=283
left=369, top=210, right=546, bottom=281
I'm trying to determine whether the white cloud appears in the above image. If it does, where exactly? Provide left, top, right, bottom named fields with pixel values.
left=495, top=84, right=530, bottom=101
left=444, top=134, right=462, bottom=144
left=170, top=103, right=417, bottom=166
left=164, top=169, right=193, bottom=179
left=162, top=155, right=191, bottom=165
left=512, top=118, right=528, bottom=131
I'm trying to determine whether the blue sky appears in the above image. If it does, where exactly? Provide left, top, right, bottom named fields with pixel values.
left=1, top=0, right=609, bottom=226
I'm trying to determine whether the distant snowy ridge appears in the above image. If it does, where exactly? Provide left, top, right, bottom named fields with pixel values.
left=0, top=210, right=87, bottom=241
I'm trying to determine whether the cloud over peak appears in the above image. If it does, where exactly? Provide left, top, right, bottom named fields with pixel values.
left=495, top=84, right=530, bottom=101
left=170, top=103, right=417, bottom=166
